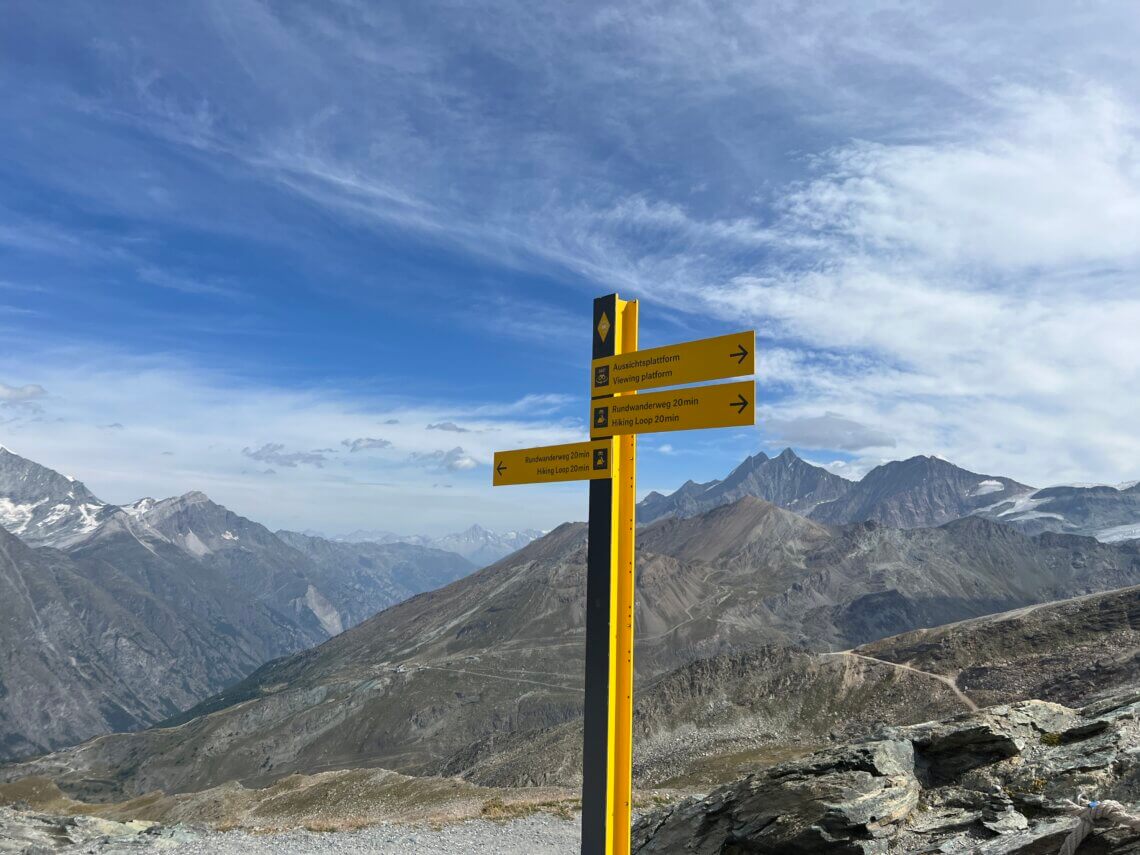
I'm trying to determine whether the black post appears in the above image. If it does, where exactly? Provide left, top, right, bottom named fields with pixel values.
left=582, top=293, right=617, bottom=854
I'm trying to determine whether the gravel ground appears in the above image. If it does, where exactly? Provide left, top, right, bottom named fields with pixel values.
left=127, top=815, right=581, bottom=854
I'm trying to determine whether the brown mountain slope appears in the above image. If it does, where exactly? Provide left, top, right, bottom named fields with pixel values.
left=6, top=499, right=1139, bottom=800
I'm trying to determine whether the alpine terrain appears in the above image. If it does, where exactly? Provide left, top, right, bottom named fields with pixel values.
left=641, top=447, right=1140, bottom=541
left=8, top=493, right=1139, bottom=803
left=0, top=448, right=475, bottom=759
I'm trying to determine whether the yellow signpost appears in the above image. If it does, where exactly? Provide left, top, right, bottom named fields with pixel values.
left=492, top=440, right=613, bottom=486
left=492, top=294, right=755, bottom=855
left=591, top=330, right=754, bottom=396
left=589, top=379, right=754, bottom=439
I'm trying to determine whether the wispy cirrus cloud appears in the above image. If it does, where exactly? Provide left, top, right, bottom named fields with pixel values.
left=0, top=383, right=47, bottom=403
left=426, top=422, right=469, bottom=433
left=3, top=0, right=1140, bottom=517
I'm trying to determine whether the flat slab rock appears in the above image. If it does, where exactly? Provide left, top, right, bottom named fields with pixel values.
left=633, top=692, right=1140, bottom=854
left=0, top=806, right=195, bottom=853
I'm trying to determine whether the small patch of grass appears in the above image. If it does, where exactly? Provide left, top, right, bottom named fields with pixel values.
left=1040, top=732, right=1062, bottom=747
left=480, top=797, right=580, bottom=821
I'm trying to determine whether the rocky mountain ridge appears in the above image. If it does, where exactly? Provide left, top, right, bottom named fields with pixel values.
left=638, top=447, right=852, bottom=524
left=0, top=449, right=475, bottom=760
left=642, top=447, right=1140, bottom=541
left=10, top=497, right=1140, bottom=800
left=810, top=453, right=1032, bottom=529
left=975, top=481, right=1140, bottom=542
left=0, top=448, right=113, bottom=549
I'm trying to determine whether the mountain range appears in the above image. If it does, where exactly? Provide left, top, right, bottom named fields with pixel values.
left=3, top=441, right=1140, bottom=808
left=12, top=494, right=1138, bottom=800
left=332, top=525, right=545, bottom=567
left=638, top=447, right=1140, bottom=541
left=0, top=447, right=475, bottom=759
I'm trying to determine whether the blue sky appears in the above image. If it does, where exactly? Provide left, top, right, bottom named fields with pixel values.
left=2, top=2, right=1139, bottom=535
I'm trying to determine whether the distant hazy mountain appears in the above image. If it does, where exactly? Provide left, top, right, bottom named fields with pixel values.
left=638, top=448, right=851, bottom=524
left=809, top=454, right=1033, bottom=528
left=338, top=524, right=544, bottom=566
left=337, top=529, right=427, bottom=545
left=430, top=525, right=545, bottom=566
left=26, top=496, right=1140, bottom=799
left=973, top=482, right=1140, bottom=541
left=0, top=448, right=479, bottom=758
left=274, top=531, right=475, bottom=628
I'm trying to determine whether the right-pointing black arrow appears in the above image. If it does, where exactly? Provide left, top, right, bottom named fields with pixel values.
left=496, top=461, right=506, bottom=477
left=730, top=343, right=749, bottom=364
left=730, top=394, right=749, bottom=414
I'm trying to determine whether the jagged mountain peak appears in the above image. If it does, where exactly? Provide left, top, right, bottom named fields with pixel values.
left=0, top=447, right=101, bottom=505
left=810, top=455, right=1033, bottom=529
left=0, top=448, right=110, bottom=547
left=639, top=447, right=851, bottom=524
left=430, top=524, right=545, bottom=566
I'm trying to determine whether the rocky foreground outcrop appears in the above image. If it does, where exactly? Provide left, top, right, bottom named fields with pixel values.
left=633, top=691, right=1140, bottom=854
left=0, top=806, right=194, bottom=852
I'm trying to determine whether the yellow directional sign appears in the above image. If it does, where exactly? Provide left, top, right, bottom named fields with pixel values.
left=492, top=294, right=760, bottom=855
left=589, top=379, right=755, bottom=438
left=493, top=440, right=613, bottom=486
left=591, top=330, right=754, bottom=396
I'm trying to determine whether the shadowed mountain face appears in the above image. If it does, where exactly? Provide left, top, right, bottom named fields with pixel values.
left=0, top=524, right=316, bottom=761
left=14, top=496, right=1139, bottom=800
left=0, top=450, right=477, bottom=760
left=638, top=448, right=851, bottom=524
left=810, top=455, right=1032, bottom=528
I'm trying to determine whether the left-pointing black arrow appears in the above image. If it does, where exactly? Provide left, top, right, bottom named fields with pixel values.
left=730, top=394, right=749, bottom=414
left=730, top=343, right=749, bottom=364
left=496, top=461, right=506, bottom=476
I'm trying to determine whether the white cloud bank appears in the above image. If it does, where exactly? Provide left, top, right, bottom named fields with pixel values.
left=720, top=88, right=1140, bottom=486
left=0, top=353, right=588, bottom=536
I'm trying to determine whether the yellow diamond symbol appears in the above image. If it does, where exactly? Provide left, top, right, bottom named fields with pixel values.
left=597, top=312, right=611, bottom=343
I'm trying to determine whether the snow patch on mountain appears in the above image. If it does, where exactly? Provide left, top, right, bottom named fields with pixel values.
left=0, top=497, right=47, bottom=535
left=1098, top=523, right=1140, bottom=543
left=970, top=479, right=1005, bottom=497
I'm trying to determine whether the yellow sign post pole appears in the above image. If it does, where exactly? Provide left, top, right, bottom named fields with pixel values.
left=581, top=294, right=636, bottom=854
left=611, top=300, right=637, bottom=855
left=492, top=294, right=754, bottom=855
